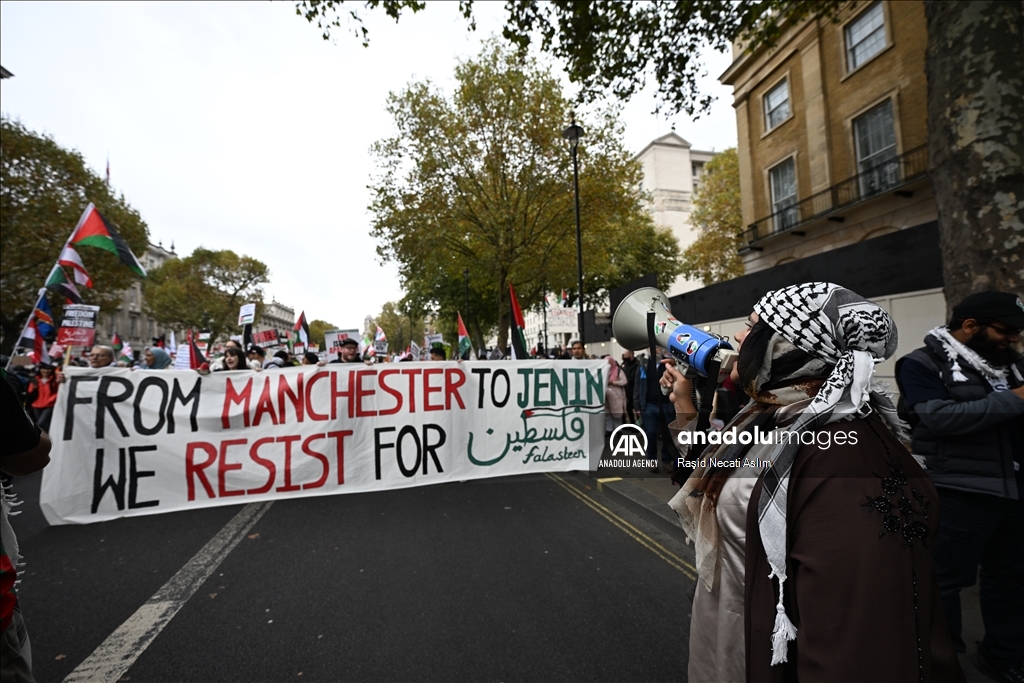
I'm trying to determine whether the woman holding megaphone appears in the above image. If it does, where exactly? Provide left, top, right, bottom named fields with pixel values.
left=660, top=283, right=962, bottom=683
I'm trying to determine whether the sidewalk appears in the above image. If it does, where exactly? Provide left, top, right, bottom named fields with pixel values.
left=585, top=473, right=994, bottom=683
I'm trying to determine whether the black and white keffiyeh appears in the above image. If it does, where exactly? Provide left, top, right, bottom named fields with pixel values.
left=752, top=282, right=907, bottom=665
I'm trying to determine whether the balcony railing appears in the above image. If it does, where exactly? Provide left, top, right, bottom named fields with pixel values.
left=741, top=144, right=928, bottom=248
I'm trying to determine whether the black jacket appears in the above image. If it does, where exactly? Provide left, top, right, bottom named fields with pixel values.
left=895, top=340, right=1023, bottom=499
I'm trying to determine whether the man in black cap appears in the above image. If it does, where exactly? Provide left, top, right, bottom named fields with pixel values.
left=896, top=291, right=1024, bottom=682
left=246, top=344, right=266, bottom=369
left=429, top=343, right=446, bottom=361
left=330, top=337, right=363, bottom=364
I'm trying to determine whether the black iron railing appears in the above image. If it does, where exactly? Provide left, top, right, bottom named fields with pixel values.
left=741, top=144, right=928, bottom=247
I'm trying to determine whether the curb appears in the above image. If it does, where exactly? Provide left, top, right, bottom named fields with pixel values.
left=569, top=472, right=683, bottom=539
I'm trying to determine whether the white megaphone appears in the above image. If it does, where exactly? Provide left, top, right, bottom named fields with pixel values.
left=612, top=287, right=737, bottom=383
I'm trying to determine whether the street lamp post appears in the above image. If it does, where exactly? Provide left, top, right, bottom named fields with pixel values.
left=562, top=112, right=585, bottom=345
left=463, top=267, right=470, bottom=318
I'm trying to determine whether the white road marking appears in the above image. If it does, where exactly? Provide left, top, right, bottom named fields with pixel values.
left=63, top=501, right=274, bottom=683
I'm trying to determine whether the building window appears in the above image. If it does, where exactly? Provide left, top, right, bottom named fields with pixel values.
left=846, top=2, right=886, bottom=71
left=130, top=316, right=137, bottom=337
left=764, top=79, right=790, bottom=131
left=854, top=99, right=898, bottom=197
left=769, top=158, right=798, bottom=231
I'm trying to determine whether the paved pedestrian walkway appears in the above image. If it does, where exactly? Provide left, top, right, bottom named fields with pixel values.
left=581, top=471, right=993, bottom=683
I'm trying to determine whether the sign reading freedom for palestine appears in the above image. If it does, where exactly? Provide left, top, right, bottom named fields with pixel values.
left=40, top=361, right=607, bottom=525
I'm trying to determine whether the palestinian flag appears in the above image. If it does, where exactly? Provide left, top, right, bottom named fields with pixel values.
left=119, top=341, right=134, bottom=364
left=111, top=332, right=123, bottom=354
left=375, top=326, right=387, bottom=343
left=45, top=265, right=84, bottom=304
left=291, top=311, right=310, bottom=349
left=33, top=294, right=56, bottom=338
left=18, top=317, right=51, bottom=365
left=58, top=245, right=93, bottom=288
left=457, top=313, right=475, bottom=360
left=508, top=283, right=528, bottom=360
left=69, top=203, right=147, bottom=277
left=188, top=330, right=207, bottom=370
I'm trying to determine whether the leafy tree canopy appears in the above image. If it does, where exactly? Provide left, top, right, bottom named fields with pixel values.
left=368, top=40, right=681, bottom=352
left=308, top=318, right=338, bottom=350
left=681, top=148, right=744, bottom=285
left=143, top=248, right=270, bottom=348
left=296, top=1, right=844, bottom=117
left=369, top=300, right=424, bottom=352
left=1, top=117, right=150, bottom=353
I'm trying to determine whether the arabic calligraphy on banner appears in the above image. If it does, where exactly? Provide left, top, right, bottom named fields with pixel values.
left=40, top=361, right=607, bottom=525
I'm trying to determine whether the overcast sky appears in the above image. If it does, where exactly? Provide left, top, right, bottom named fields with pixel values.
left=1, top=1, right=737, bottom=329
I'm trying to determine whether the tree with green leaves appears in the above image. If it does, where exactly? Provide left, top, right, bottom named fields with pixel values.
left=681, top=148, right=743, bottom=285
left=369, top=301, right=424, bottom=353
left=368, top=40, right=681, bottom=353
left=1, top=117, right=150, bottom=354
left=143, top=248, right=270, bottom=349
left=308, top=318, right=338, bottom=350
left=299, top=0, right=1023, bottom=307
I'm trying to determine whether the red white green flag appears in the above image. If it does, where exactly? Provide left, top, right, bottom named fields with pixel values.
left=291, top=311, right=310, bottom=349
left=119, top=341, right=134, bottom=364
left=58, top=245, right=93, bottom=288
left=111, top=332, right=123, bottom=354
left=17, top=317, right=51, bottom=365
left=69, top=203, right=147, bottom=277
left=457, top=312, right=475, bottom=360
left=508, top=283, right=528, bottom=360
left=45, top=265, right=84, bottom=304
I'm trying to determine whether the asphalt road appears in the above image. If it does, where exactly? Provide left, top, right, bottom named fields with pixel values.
left=10, top=470, right=697, bottom=683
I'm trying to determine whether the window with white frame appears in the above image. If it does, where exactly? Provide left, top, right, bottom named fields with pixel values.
left=854, top=99, right=898, bottom=196
left=846, top=2, right=886, bottom=71
left=764, top=79, right=791, bottom=131
left=769, top=158, right=798, bottom=231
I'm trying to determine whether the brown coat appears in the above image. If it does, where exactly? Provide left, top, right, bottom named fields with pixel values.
left=745, top=415, right=964, bottom=683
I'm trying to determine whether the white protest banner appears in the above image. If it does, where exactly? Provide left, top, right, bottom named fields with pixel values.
left=57, top=304, right=101, bottom=347
left=410, top=340, right=421, bottom=361
left=424, top=333, right=444, bottom=348
left=238, top=303, right=257, bottom=326
left=547, top=308, right=578, bottom=334
left=40, top=361, right=607, bottom=525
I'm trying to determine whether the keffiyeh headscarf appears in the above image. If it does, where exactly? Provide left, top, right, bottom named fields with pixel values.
left=752, top=282, right=907, bottom=665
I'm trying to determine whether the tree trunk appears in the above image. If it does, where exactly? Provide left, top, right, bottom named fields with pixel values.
left=926, top=0, right=1024, bottom=313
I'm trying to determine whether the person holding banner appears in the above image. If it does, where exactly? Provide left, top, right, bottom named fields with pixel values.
left=331, top=337, right=365, bottom=364
left=88, top=345, right=116, bottom=368
left=143, top=347, right=172, bottom=370
left=216, top=347, right=248, bottom=372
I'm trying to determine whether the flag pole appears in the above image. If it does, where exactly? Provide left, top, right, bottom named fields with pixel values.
left=4, top=287, right=49, bottom=372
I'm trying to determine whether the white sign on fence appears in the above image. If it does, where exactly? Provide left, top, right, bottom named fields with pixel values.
left=40, top=362, right=607, bottom=524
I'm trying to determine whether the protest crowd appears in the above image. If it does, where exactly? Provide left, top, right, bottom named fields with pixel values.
left=3, top=280, right=1023, bottom=683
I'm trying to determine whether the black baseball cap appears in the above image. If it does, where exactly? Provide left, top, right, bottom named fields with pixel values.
left=952, top=291, right=1024, bottom=329
left=339, top=337, right=359, bottom=347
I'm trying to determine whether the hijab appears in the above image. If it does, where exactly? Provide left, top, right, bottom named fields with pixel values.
left=147, top=347, right=171, bottom=370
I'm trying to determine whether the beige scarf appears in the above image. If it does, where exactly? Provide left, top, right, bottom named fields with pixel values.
left=669, top=380, right=821, bottom=592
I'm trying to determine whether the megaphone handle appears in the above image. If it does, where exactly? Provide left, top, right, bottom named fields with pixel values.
left=692, top=358, right=721, bottom=456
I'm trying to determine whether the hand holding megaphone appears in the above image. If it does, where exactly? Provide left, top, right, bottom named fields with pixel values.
left=612, top=287, right=736, bottom=384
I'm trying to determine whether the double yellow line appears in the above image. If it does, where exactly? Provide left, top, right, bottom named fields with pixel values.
left=544, top=472, right=697, bottom=580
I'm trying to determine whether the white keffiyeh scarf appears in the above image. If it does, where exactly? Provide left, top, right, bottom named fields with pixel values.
left=752, top=282, right=907, bottom=665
